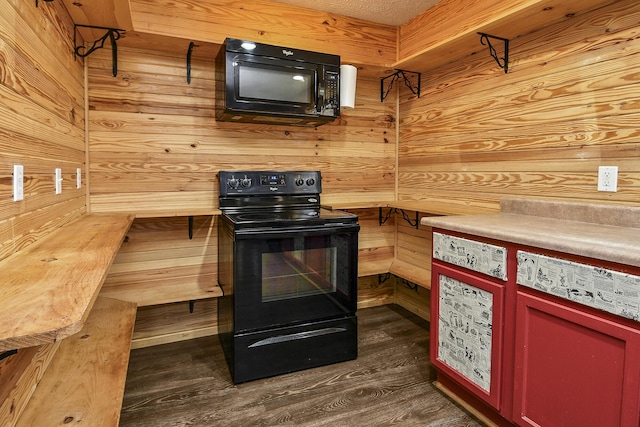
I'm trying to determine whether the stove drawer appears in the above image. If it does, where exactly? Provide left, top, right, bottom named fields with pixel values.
left=229, top=316, right=357, bottom=383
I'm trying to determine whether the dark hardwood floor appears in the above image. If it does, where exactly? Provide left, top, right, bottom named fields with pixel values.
left=120, top=305, right=483, bottom=426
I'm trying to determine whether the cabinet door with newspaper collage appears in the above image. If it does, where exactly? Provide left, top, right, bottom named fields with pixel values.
left=431, top=260, right=506, bottom=409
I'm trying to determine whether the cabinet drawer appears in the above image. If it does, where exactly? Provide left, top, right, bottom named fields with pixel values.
left=516, top=250, right=640, bottom=323
left=433, top=232, right=508, bottom=281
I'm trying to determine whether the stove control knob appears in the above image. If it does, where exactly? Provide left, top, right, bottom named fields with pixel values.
left=295, top=177, right=304, bottom=186
left=306, top=178, right=315, bottom=186
left=227, top=178, right=239, bottom=189
left=241, top=178, right=252, bottom=188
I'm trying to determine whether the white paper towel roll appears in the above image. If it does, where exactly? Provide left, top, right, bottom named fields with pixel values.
left=340, top=64, right=357, bottom=109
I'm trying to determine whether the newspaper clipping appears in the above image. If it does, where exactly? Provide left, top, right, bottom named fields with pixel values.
left=433, top=232, right=508, bottom=281
left=438, top=274, right=493, bottom=392
left=517, top=251, right=640, bottom=322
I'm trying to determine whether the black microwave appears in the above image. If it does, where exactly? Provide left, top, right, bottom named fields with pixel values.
left=216, top=38, right=341, bottom=126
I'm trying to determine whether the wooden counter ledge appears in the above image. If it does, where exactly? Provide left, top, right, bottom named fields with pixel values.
left=0, top=214, right=133, bottom=352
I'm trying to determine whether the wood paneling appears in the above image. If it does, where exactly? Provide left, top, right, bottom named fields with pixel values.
left=398, top=0, right=640, bottom=216
left=358, top=275, right=395, bottom=309
left=128, top=0, right=397, bottom=66
left=390, top=213, right=435, bottom=290
left=0, top=343, right=60, bottom=427
left=105, top=209, right=395, bottom=345
left=131, top=274, right=396, bottom=349
left=0, top=214, right=132, bottom=353
left=61, top=0, right=133, bottom=30
left=87, top=47, right=396, bottom=213
left=351, top=208, right=395, bottom=276
left=17, top=297, right=137, bottom=427
left=101, top=216, right=220, bottom=306
left=0, top=2, right=88, bottom=424
left=0, top=0, right=86, bottom=262
left=395, top=280, right=431, bottom=321
left=396, top=0, right=618, bottom=71
left=132, top=299, right=218, bottom=349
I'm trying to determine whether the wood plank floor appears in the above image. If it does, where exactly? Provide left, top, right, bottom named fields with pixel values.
left=120, top=305, right=483, bottom=426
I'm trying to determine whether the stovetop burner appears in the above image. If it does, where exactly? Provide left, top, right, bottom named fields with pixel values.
left=233, top=210, right=320, bottom=222
left=233, top=213, right=281, bottom=221
left=223, top=207, right=354, bottom=228
left=218, top=170, right=357, bottom=229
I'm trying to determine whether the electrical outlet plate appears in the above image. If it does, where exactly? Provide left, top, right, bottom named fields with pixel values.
left=55, top=168, right=63, bottom=194
left=597, top=166, right=618, bottom=192
left=76, top=167, right=82, bottom=189
left=13, top=165, right=24, bottom=202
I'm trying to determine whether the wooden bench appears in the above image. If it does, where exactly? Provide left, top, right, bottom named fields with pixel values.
left=0, top=214, right=134, bottom=426
left=16, top=296, right=137, bottom=426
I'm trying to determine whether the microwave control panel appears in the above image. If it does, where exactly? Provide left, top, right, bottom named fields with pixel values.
left=324, top=72, right=339, bottom=107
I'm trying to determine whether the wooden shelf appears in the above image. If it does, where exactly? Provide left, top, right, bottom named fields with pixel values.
left=0, top=214, right=133, bottom=352
left=17, top=296, right=137, bottom=427
left=389, top=259, right=431, bottom=290
left=61, top=0, right=133, bottom=42
left=395, top=0, right=617, bottom=73
left=359, top=259, right=393, bottom=277
left=131, top=299, right=217, bottom=349
left=100, top=280, right=222, bottom=307
left=133, top=209, right=221, bottom=218
left=325, top=200, right=489, bottom=216
left=323, top=202, right=392, bottom=210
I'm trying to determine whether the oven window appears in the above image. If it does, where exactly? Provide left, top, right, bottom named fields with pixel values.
left=232, top=228, right=357, bottom=332
left=262, top=245, right=337, bottom=302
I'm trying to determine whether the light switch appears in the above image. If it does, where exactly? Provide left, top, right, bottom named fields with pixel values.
left=55, top=168, right=63, bottom=194
left=13, top=165, right=24, bottom=202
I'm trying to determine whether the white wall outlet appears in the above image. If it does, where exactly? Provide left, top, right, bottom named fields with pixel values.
left=13, top=165, right=24, bottom=202
left=597, top=166, right=618, bottom=192
left=55, top=168, right=63, bottom=194
left=76, top=167, right=82, bottom=189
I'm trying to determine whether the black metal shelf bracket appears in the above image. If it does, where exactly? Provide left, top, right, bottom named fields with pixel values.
left=186, top=42, right=195, bottom=84
left=189, top=300, right=195, bottom=313
left=74, top=25, right=123, bottom=77
left=35, top=0, right=54, bottom=7
left=378, top=272, right=391, bottom=285
left=378, top=207, right=419, bottom=229
left=400, top=278, right=419, bottom=292
left=478, top=32, right=510, bottom=73
left=379, top=207, right=394, bottom=226
left=188, top=216, right=194, bottom=239
left=380, top=70, right=421, bottom=102
left=0, top=349, right=18, bottom=362
left=398, top=209, right=419, bottom=229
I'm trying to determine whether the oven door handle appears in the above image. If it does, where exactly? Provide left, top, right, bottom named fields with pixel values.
left=234, top=223, right=360, bottom=239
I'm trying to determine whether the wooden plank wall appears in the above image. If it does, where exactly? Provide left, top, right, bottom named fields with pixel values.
left=0, top=1, right=86, bottom=424
left=88, top=3, right=400, bottom=343
left=0, top=0, right=85, bottom=262
left=393, top=0, right=640, bottom=313
left=100, top=216, right=220, bottom=306
left=99, top=208, right=396, bottom=348
left=398, top=0, right=640, bottom=214
left=87, top=48, right=396, bottom=212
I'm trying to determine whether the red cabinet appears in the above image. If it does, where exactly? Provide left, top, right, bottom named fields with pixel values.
left=430, top=229, right=640, bottom=427
left=431, top=261, right=506, bottom=411
left=513, top=289, right=640, bottom=427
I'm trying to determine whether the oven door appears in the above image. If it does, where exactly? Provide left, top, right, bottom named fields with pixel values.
left=233, top=223, right=359, bottom=333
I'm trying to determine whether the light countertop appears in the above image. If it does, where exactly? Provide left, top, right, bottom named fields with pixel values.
left=421, top=197, right=640, bottom=268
